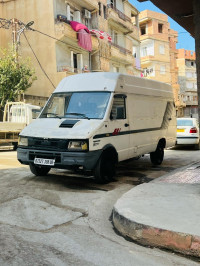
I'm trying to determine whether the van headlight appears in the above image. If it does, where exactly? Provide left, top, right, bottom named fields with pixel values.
left=68, top=140, right=88, bottom=151
left=18, top=136, right=28, bottom=146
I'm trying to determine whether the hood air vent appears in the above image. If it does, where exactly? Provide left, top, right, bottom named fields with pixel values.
left=59, top=119, right=80, bottom=128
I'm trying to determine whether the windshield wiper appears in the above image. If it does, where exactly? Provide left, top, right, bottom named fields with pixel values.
left=42, top=112, right=62, bottom=119
left=65, top=112, right=89, bottom=119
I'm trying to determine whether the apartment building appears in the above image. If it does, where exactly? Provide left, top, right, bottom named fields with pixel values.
left=177, top=49, right=198, bottom=119
left=138, top=10, right=185, bottom=116
left=168, top=29, right=185, bottom=117
left=0, top=0, right=140, bottom=107
left=139, top=10, right=171, bottom=84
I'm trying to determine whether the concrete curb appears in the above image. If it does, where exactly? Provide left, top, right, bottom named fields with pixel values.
left=112, top=208, right=200, bottom=257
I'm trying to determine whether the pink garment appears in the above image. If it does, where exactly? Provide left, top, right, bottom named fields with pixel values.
left=70, top=21, right=89, bottom=33
left=90, top=29, right=112, bottom=42
left=78, top=29, right=92, bottom=51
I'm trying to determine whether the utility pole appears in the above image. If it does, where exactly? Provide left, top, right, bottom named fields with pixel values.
left=11, top=18, right=19, bottom=63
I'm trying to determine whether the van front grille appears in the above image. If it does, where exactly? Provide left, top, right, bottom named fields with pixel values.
left=28, top=137, right=68, bottom=151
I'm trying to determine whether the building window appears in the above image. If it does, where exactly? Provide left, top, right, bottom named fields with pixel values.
left=158, top=23, right=163, bottom=33
left=85, top=18, right=90, bottom=28
left=160, top=65, right=166, bottom=74
left=74, top=11, right=81, bottom=22
left=70, top=11, right=74, bottom=21
left=142, top=47, right=147, bottom=57
left=159, top=45, right=165, bottom=54
left=140, top=25, right=146, bottom=35
left=73, top=53, right=77, bottom=70
left=98, top=2, right=102, bottom=16
left=110, top=0, right=116, bottom=8
left=132, top=46, right=137, bottom=58
left=111, top=30, right=118, bottom=44
left=186, top=72, right=192, bottom=78
left=103, top=5, right=107, bottom=19
left=111, top=95, right=126, bottom=120
left=71, top=51, right=83, bottom=73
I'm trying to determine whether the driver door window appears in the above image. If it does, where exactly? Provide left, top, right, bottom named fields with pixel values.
left=111, top=95, right=126, bottom=120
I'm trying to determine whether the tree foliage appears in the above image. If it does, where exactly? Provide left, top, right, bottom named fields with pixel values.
left=0, top=48, right=36, bottom=108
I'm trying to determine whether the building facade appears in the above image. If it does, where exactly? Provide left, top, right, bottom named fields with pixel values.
left=138, top=10, right=185, bottom=116
left=177, top=49, right=198, bottom=119
left=0, top=0, right=140, bottom=107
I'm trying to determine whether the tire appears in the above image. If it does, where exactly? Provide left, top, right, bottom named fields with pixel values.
left=150, top=145, right=164, bottom=165
left=12, top=142, right=18, bottom=151
left=194, top=143, right=200, bottom=150
left=29, top=163, right=51, bottom=176
left=94, top=151, right=116, bottom=184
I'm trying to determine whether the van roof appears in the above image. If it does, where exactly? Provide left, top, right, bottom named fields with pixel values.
left=54, top=72, right=173, bottom=97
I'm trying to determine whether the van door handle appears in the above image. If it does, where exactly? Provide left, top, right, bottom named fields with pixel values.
left=124, top=123, right=129, bottom=127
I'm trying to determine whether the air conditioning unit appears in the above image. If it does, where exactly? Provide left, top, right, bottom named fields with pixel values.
left=84, top=9, right=91, bottom=19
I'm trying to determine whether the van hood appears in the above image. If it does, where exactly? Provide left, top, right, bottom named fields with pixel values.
left=20, top=118, right=103, bottom=139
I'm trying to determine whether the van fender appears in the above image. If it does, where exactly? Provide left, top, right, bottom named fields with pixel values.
left=100, top=144, right=118, bottom=164
left=157, top=138, right=166, bottom=149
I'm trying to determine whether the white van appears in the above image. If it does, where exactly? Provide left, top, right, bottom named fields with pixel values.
left=17, top=73, right=176, bottom=183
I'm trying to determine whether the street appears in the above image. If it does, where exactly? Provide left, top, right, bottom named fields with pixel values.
left=0, top=148, right=200, bottom=265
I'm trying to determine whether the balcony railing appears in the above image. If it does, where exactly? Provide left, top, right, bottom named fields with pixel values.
left=107, top=4, right=131, bottom=23
left=111, top=42, right=132, bottom=55
left=57, top=65, right=83, bottom=73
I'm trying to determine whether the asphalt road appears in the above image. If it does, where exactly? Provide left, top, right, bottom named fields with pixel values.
left=0, top=147, right=200, bottom=265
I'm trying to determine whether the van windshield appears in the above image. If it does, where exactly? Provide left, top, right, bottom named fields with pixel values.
left=40, top=92, right=111, bottom=119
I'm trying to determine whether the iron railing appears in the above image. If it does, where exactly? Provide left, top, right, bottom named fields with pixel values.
left=111, top=42, right=132, bottom=55
left=107, top=4, right=131, bottom=23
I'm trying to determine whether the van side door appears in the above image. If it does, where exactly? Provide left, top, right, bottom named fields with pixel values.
left=108, top=94, right=130, bottom=162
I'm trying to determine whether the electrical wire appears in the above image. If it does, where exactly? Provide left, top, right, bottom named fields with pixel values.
left=0, top=17, right=195, bottom=76
left=23, top=31, right=56, bottom=89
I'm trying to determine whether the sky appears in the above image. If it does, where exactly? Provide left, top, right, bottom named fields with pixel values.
left=130, top=0, right=195, bottom=51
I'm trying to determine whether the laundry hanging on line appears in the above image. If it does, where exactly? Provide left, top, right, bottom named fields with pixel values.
left=70, top=21, right=92, bottom=51
left=90, top=29, right=112, bottom=43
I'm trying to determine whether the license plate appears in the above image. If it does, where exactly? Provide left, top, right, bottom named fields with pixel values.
left=177, top=129, right=185, bottom=132
left=34, top=158, right=55, bottom=166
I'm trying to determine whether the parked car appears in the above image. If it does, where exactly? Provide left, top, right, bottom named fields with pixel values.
left=176, top=118, right=199, bottom=148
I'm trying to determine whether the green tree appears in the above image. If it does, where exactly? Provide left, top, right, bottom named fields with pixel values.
left=0, top=48, right=36, bottom=108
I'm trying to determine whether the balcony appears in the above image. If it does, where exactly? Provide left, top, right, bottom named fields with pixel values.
left=54, top=21, right=99, bottom=51
left=141, top=55, right=170, bottom=65
left=110, top=43, right=134, bottom=65
left=128, top=25, right=139, bottom=40
left=75, top=0, right=98, bottom=10
left=57, top=65, right=87, bottom=74
left=107, top=5, right=134, bottom=33
left=185, top=100, right=198, bottom=106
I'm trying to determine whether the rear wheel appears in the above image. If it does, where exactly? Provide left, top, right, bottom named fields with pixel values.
left=29, top=163, right=51, bottom=176
left=94, top=150, right=117, bottom=184
left=194, top=143, right=200, bottom=150
left=150, top=144, right=164, bottom=165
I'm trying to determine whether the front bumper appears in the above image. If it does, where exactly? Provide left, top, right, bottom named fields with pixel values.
left=17, top=147, right=102, bottom=170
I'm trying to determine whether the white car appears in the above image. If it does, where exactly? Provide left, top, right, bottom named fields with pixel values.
left=176, top=118, right=199, bottom=147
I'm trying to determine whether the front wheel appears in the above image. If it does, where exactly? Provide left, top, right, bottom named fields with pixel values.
left=150, top=145, right=164, bottom=165
left=29, top=163, right=51, bottom=176
left=94, top=151, right=116, bottom=184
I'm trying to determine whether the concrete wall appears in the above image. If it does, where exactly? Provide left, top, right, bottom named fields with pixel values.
left=0, top=0, right=58, bottom=106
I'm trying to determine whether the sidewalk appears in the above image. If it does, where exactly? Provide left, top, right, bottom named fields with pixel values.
left=112, top=162, right=200, bottom=258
